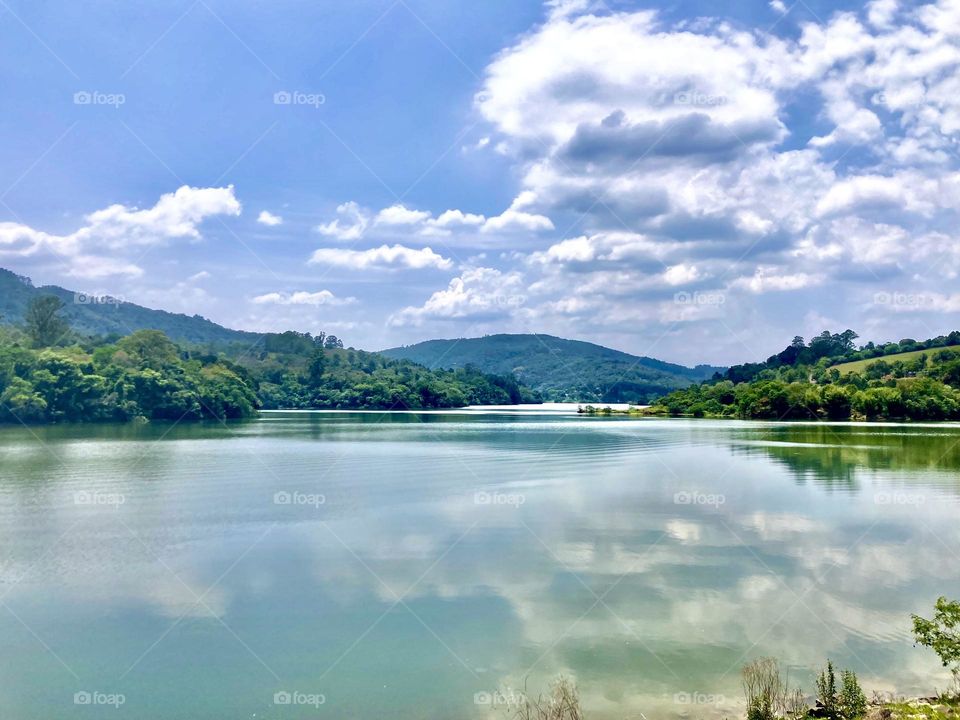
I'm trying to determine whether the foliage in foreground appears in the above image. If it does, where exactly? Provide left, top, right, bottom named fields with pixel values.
left=913, top=597, right=960, bottom=683
left=510, top=677, right=584, bottom=720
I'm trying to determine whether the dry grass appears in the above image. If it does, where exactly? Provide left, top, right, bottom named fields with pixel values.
left=511, top=677, right=585, bottom=720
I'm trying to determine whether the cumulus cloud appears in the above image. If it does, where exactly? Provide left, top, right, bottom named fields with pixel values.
left=251, top=290, right=356, bottom=306
left=730, top=267, right=824, bottom=293
left=390, top=267, right=526, bottom=326
left=308, top=244, right=452, bottom=270
left=316, top=201, right=368, bottom=241
left=311, top=196, right=553, bottom=244
left=257, top=210, right=283, bottom=226
left=368, top=0, right=958, bottom=360
left=0, top=185, right=240, bottom=279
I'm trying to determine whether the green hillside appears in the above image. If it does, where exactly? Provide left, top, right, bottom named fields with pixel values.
left=830, top=346, right=960, bottom=375
left=0, top=268, right=260, bottom=348
left=381, top=334, right=724, bottom=404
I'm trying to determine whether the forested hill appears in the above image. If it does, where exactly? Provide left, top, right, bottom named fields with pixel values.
left=0, top=268, right=260, bottom=347
left=382, top=334, right=724, bottom=404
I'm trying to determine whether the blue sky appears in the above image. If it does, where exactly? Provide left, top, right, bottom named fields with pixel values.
left=1, top=0, right=958, bottom=364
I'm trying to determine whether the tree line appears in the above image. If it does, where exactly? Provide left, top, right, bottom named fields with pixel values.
left=650, top=330, right=960, bottom=421
left=0, top=296, right=539, bottom=424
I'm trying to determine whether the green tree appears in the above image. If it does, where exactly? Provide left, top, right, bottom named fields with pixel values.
left=816, top=661, right=838, bottom=720
left=117, top=330, right=179, bottom=369
left=307, top=348, right=326, bottom=386
left=913, top=597, right=960, bottom=680
left=25, top=295, right=69, bottom=348
left=839, top=670, right=866, bottom=719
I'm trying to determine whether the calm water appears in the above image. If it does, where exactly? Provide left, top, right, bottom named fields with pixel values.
left=1, top=412, right=958, bottom=719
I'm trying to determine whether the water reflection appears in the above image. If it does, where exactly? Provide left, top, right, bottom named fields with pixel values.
left=0, top=415, right=957, bottom=719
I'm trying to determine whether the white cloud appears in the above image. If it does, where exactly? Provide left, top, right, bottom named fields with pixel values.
left=866, top=0, right=898, bottom=29
left=312, top=195, right=553, bottom=244
left=0, top=185, right=240, bottom=279
left=389, top=267, right=526, bottom=326
left=730, top=267, right=824, bottom=293
left=431, top=209, right=486, bottom=228
left=316, top=201, right=368, bottom=241
left=662, top=263, right=700, bottom=286
left=251, top=290, right=356, bottom=306
left=257, top=210, right=283, bottom=226
left=308, top=244, right=452, bottom=270
left=374, top=204, right=432, bottom=226
left=481, top=208, right=555, bottom=234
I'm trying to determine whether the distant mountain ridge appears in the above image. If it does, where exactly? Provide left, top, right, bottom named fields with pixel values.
left=0, top=268, right=724, bottom=403
left=382, top=334, right=725, bottom=404
left=0, top=268, right=260, bottom=347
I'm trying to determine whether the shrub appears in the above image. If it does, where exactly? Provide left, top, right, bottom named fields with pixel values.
left=817, top=662, right=866, bottom=720
left=839, top=670, right=866, bottom=719
left=913, top=597, right=960, bottom=686
left=513, top=677, right=584, bottom=720
left=743, top=657, right=786, bottom=720
left=816, top=661, right=838, bottom=720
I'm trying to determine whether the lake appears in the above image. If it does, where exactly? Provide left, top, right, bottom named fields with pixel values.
left=1, top=411, right=958, bottom=719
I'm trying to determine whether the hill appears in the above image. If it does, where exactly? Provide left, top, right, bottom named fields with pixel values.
left=644, top=329, right=960, bottom=421
left=830, top=345, right=960, bottom=375
left=381, top=334, right=723, bottom=403
left=0, top=268, right=260, bottom=348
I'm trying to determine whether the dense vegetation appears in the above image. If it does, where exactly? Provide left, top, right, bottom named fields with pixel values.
left=382, top=334, right=723, bottom=404
left=0, top=324, right=258, bottom=423
left=239, top=330, right=540, bottom=410
left=647, top=330, right=960, bottom=421
left=0, top=296, right=540, bottom=424
left=0, top=267, right=260, bottom=347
